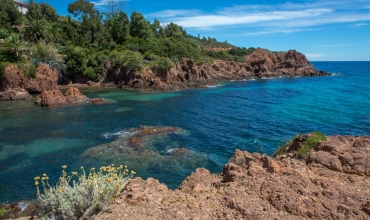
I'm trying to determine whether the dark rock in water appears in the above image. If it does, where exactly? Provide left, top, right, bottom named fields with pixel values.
left=0, top=88, right=31, bottom=101
left=98, top=134, right=370, bottom=220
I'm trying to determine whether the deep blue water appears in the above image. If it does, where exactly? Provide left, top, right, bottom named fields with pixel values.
left=0, top=61, right=369, bottom=203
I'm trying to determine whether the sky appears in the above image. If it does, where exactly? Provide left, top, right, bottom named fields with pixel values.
left=33, top=0, right=370, bottom=61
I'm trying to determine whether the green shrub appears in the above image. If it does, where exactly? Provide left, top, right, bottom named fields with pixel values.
left=274, top=132, right=326, bottom=158
left=83, top=67, right=97, bottom=80
left=0, top=62, right=9, bottom=80
left=150, top=57, right=173, bottom=69
left=35, top=164, right=135, bottom=220
left=296, top=131, right=326, bottom=157
left=0, top=207, right=9, bottom=216
left=17, top=63, right=37, bottom=78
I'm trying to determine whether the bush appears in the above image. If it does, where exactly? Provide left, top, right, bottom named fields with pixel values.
left=83, top=67, right=97, bottom=80
left=274, top=132, right=327, bottom=158
left=0, top=62, right=9, bottom=80
left=150, top=57, right=173, bottom=69
left=17, top=63, right=37, bottom=78
left=35, top=164, right=135, bottom=220
left=296, top=131, right=326, bottom=157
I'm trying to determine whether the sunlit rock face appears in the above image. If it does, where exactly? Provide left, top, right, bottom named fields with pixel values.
left=82, top=126, right=216, bottom=187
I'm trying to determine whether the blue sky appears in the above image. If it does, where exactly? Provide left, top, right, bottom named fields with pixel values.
left=34, top=0, right=370, bottom=61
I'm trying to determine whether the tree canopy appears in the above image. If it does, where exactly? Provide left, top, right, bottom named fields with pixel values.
left=0, top=0, right=256, bottom=81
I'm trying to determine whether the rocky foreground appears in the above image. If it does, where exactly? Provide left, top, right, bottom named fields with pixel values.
left=96, top=134, right=370, bottom=220
left=3, top=134, right=370, bottom=219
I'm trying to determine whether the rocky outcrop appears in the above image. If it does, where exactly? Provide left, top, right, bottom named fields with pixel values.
left=99, top=135, right=370, bottom=220
left=2, top=64, right=58, bottom=93
left=0, top=200, right=39, bottom=220
left=64, top=87, right=88, bottom=103
left=114, top=49, right=329, bottom=91
left=0, top=88, right=31, bottom=101
left=39, top=87, right=88, bottom=106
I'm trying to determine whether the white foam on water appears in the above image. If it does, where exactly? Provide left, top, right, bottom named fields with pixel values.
left=206, top=84, right=222, bottom=88
left=166, top=148, right=174, bottom=154
left=102, top=130, right=139, bottom=139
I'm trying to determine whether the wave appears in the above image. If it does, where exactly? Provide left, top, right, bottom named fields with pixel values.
left=101, top=130, right=139, bottom=139
left=206, top=84, right=222, bottom=88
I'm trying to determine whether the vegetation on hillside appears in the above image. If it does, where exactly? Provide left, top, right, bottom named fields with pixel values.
left=0, top=0, right=255, bottom=81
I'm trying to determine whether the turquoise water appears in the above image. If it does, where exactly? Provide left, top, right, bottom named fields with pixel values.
left=1, top=61, right=369, bottom=203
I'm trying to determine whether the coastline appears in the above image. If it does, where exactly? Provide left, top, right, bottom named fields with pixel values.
left=4, top=134, right=370, bottom=220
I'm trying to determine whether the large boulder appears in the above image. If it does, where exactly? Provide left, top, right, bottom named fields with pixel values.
left=64, top=87, right=88, bottom=103
left=0, top=88, right=31, bottom=101
left=2, top=64, right=58, bottom=93
left=40, top=90, right=67, bottom=106
left=39, top=87, right=88, bottom=106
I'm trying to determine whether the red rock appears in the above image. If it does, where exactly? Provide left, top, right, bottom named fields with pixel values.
left=114, top=49, right=328, bottom=91
left=0, top=88, right=31, bottom=101
left=2, top=64, right=58, bottom=93
left=40, top=90, right=66, bottom=106
left=64, top=87, right=88, bottom=103
left=98, top=134, right=370, bottom=220
left=39, top=88, right=89, bottom=106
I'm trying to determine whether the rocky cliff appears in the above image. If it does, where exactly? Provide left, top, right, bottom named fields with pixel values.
left=1, top=64, right=58, bottom=93
left=1, top=49, right=329, bottom=97
left=0, top=64, right=58, bottom=101
left=115, top=49, right=329, bottom=91
left=97, top=134, right=370, bottom=220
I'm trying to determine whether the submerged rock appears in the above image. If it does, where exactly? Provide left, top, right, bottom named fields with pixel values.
left=82, top=126, right=214, bottom=188
left=98, top=134, right=370, bottom=220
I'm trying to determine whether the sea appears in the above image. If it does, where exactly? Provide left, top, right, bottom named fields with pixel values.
left=0, top=61, right=369, bottom=203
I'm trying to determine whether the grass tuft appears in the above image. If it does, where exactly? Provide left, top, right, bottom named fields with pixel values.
left=296, top=131, right=326, bottom=157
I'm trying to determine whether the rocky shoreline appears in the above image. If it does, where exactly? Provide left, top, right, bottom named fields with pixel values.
left=96, top=134, right=370, bottom=220
left=0, top=49, right=330, bottom=101
left=4, top=134, right=370, bottom=220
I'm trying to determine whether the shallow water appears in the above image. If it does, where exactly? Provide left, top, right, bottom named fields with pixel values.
left=1, top=61, right=369, bottom=203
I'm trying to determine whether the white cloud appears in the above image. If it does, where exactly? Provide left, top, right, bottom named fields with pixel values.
left=354, top=23, right=368, bottom=26
left=239, top=28, right=323, bottom=36
left=147, top=0, right=370, bottom=31
left=305, top=54, right=325, bottom=59
left=92, top=0, right=130, bottom=8
left=147, top=10, right=201, bottom=18
left=312, top=44, right=357, bottom=47
left=168, top=9, right=331, bottom=29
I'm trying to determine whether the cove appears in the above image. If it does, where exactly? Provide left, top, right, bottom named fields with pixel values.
left=0, top=61, right=369, bottom=203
